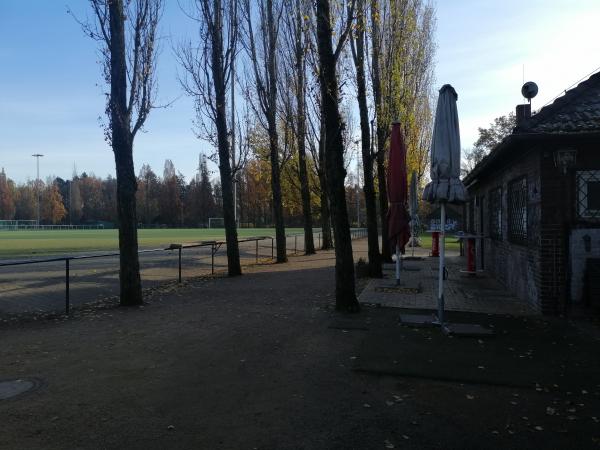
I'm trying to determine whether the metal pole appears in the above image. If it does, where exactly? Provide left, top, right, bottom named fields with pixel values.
left=178, top=247, right=182, bottom=283
left=32, top=154, right=43, bottom=226
left=69, top=179, right=72, bottom=225
left=65, top=258, right=70, bottom=315
left=234, top=180, right=237, bottom=226
left=395, top=244, right=400, bottom=286
left=211, top=243, right=215, bottom=274
left=294, top=235, right=297, bottom=254
left=438, top=203, right=446, bottom=326
left=271, top=237, right=274, bottom=260
left=256, top=239, right=259, bottom=263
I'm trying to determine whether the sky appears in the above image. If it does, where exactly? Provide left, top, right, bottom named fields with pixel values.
left=1, top=0, right=600, bottom=184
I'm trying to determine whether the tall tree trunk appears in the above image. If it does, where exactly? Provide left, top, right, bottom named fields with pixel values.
left=267, top=0, right=287, bottom=263
left=352, top=0, right=381, bottom=277
left=318, top=117, right=333, bottom=250
left=370, top=0, right=391, bottom=263
left=295, top=0, right=315, bottom=255
left=315, top=0, right=359, bottom=312
left=212, top=1, right=241, bottom=276
left=109, top=0, right=142, bottom=306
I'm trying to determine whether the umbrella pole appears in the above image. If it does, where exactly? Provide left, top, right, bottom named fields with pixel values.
left=438, top=203, right=446, bottom=326
left=411, top=223, right=415, bottom=257
left=395, top=244, right=401, bottom=286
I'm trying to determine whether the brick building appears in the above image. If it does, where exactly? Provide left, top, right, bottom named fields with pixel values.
left=462, top=72, right=600, bottom=314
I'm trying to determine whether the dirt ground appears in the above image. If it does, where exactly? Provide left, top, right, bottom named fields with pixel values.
left=1, top=241, right=599, bottom=449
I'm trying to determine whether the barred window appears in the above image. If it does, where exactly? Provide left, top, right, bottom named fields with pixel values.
left=508, top=177, right=527, bottom=243
left=577, top=170, right=600, bottom=220
left=489, top=187, right=502, bottom=239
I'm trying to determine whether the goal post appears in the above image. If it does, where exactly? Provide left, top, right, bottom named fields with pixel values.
left=208, top=218, right=225, bottom=228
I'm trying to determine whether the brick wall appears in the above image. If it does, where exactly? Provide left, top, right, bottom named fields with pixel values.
left=539, top=142, right=600, bottom=313
left=467, top=134, right=600, bottom=315
left=468, top=146, right=542, bottom=312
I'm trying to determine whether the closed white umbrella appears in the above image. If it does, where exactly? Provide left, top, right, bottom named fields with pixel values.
left=422, top=84, right=467, bottom=326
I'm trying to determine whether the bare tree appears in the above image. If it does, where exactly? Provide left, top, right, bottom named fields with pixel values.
left=349, top=0, right=381, bottom=277
left=369, top=0, right=392, bottom=263
left=369, top=0, right=436, bottom=261
left=177, top=0, right=242, bottom=276
left=315, top=0, right=359, bottom=312
left=241, top=0, right=287, bottom=263
left=280, top=0, right=316, bottom=255
left=75, top=0, right=162, bottom=305
left=304, top=0, right=354, bottom=252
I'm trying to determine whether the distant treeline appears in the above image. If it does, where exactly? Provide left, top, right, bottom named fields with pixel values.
left=0, top=155, right=368, bottom=229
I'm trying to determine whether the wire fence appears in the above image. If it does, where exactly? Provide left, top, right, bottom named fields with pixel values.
left=0, top=229, right=367, bottom=317
left=0, top=224, right=106, bottom=231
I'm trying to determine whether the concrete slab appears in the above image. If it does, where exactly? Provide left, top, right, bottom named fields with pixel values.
left=398, top=313, right=438, bottom=327
left=0, top=379, right=35, bottom=400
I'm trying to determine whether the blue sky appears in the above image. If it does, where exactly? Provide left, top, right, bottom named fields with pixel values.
left=1, top=0, right=599, bottom=183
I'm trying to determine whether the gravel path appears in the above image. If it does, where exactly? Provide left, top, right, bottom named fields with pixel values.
left=1, top=240, right=599, bottom=449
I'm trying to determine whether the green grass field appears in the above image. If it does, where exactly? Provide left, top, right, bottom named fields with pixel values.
left=0, top=228, right=308, bottom=258
left=0, top=228, right=459, bottom=258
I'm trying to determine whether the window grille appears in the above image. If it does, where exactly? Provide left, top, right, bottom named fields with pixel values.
left=489, top=187, right=502, bottom=239
left=577, top=170, right=600, bottom=220
left=508, top=177, right=527, bottom=243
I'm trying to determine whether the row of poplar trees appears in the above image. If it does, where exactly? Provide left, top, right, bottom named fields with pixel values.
left=79, top=0, right=434, bottom=311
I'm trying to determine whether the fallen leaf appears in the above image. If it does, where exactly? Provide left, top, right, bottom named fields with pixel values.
left=363, top=403, right=371, bottom=408
left=466, top=395, right=474, bottom=400
left=384, top=440, right=395, bottom=449
left=546, top=407, right=556, bottom=415
left=534, top=426, right=544, bottom=431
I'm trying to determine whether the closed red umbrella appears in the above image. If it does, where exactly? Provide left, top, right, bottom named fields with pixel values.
left=387, top=122, right=411, bottom=284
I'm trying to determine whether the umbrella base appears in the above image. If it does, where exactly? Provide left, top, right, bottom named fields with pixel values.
left=459, top=269, right=484, bottom=277
left=403, top=256, right=424, bottom=261
left=398, top=313, right=438, bottom=327
left=442, top=322, right=494, bottom=337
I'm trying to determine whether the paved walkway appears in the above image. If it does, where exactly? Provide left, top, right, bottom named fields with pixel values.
left=359, top=245, right=534, bottom=316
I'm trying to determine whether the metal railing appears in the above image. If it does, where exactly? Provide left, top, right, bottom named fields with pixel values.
left=0, top=228, right=367, bottom=316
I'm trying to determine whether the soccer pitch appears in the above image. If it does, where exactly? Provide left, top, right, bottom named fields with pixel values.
left=0, top=228, right=308, bottom=258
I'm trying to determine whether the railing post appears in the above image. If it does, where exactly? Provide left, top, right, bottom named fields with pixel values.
left=211, top=243, right=215, bottom=274
left=256, top=239, right=259, bottom=263
left=271, top=237, right=274, bottom=260
left=65, top=258, right=70, bottom=315
left=178, top=246, right=182, bottom=283
left=318, top=232, right=321, bottom=249
left=294, top=235, right=297, bottom=254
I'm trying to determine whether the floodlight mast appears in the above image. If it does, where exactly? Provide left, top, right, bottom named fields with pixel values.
left=32, top=154, right=44, bottom=227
